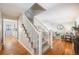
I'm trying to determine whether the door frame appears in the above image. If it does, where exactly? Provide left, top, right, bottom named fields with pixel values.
left=3, top=19, right=18, bottom=45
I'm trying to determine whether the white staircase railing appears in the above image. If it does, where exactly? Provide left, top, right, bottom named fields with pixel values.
left=22, top=14, right=40, bottom=55
left=34, top=17, right=53, bottom=54
left=18, top=13, right=53, bottom=55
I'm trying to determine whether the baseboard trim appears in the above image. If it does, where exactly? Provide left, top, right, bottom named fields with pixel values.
left=18, top=40, right=34, bottom=55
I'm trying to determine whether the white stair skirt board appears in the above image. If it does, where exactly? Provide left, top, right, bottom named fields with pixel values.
left=18, top=40, right=34, bottom=55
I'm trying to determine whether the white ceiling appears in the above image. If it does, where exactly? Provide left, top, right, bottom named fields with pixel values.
left=37, top=3, right=79, bottom=22
left=0, top=3, right=63, bottom=20
left=0, top=3, right=33, bottom=19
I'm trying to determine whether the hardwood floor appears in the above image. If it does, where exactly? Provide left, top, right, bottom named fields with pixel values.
left=0, top=36, right=30, bottom=55
left=0, top=36, right=75, bottom=55
left=44, top=39, right=75, bottom=55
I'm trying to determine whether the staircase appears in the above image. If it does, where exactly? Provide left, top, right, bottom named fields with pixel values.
left=18, top=14, right=40, bottom=55
left=19, top=24, right=34, bottom=54
left=21, top=24, right=37, bottom=54
left=19, top=14, right=52, bottom=55
left=18, top=3, right=53, bottom=55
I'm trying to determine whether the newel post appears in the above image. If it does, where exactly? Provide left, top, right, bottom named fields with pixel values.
left=38, top=30, right=42, bottom=55
left=49, top=30, right=53, bottom=49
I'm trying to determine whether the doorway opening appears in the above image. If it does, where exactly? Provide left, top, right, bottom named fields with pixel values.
left=3, top=19, right=18, bottom=46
